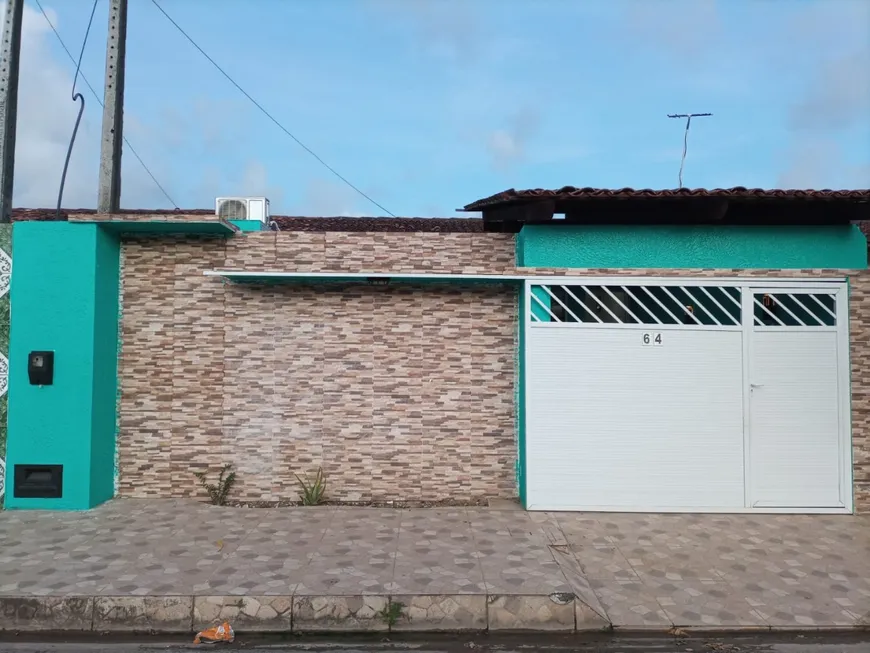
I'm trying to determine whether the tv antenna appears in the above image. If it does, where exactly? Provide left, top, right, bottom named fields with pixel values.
left=667, top=112, right=712, bottom=188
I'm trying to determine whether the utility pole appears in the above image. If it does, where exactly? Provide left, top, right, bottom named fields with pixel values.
left=98, top=0, right=128, bottom=213
left=667, top=112, right=712, bottom=189
left=0, top=0, right=24, bottom=223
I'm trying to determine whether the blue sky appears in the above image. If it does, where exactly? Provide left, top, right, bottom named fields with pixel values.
left=11, top=0, right=870, bottom=216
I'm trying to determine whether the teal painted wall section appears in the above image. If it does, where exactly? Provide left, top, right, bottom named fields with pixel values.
left=518, top=224, right=868, bottom=269
left=90, top=228, right=121, bottom=505
left=4, top=222, right=120, bottom=510
left=230, top=220, right=265, bottom=232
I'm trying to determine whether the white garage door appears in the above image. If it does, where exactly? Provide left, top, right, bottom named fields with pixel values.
left=524, top=280, right=850, bottom=513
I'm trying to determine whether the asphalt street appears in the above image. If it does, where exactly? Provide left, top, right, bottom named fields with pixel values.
left=0, top=634, right=867, bottom=653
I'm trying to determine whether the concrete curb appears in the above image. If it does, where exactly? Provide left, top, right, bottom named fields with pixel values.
left=0, top=593, right=608, bottom=634
left=1, top=594, right=866, bottom=634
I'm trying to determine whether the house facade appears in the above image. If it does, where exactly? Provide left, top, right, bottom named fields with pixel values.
left=3, top=187, right=869, bottom=514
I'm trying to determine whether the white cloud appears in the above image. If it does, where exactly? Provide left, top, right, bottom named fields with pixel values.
left=11, top=2, right=96, bottom=208
left=237, top=160, right=285, bottom=208
left=194, top=159, right=286, bottom=210
left=778, top=1, right=870, bottom=188
left=485, top=108, right=539, bottom=170
left=777, top=138, right=870, bottom=190
left=8, top=4, right=376, bottom=213
left=155, top=96, right=251, bottom=157
left=789, top=49, right=870, bottom=131
left=8, top=2, right=176, bottom=209
left=300, top=178, right=366, bottom=217
left=372, top=0, right=479, bottom=63
left=622, top=0, right=722, bottom=61
left=486, top=130, right=523, bottom=166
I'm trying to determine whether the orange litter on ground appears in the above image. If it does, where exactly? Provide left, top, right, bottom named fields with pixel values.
left=193, top=621, right=234, bottom=644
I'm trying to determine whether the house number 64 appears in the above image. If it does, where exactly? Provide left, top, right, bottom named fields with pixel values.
left=643, top=333, right=662, bottom=346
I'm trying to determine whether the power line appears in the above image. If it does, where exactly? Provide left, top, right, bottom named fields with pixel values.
left=150, top=0, right=396, bottom=217
left=667, top=112, right=712, bottom=189
left=54, top=0, right=98, bottom=218
left=35, top=0, right=179, bottom=209
left=70, top=0, right=98, bottom=99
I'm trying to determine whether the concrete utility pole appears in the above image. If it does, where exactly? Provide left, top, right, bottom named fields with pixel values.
left=98, top=0, right=128, bottom=213
left=667, top=112, right=712, bottom=189
left=0, top=0, right=24, bottom=223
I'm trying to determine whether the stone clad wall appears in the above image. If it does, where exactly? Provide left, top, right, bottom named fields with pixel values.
left=116, top=230, right=870, bottom=512
left=117, top=232, right=518, bottom=502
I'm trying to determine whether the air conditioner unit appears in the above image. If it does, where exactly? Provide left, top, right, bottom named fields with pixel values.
left=215, top=197, right=270, bottom=222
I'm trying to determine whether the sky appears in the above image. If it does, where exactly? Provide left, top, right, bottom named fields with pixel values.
left=8, top=0, right=870, bottom=216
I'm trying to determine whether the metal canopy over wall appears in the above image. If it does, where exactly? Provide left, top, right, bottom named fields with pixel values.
left=523, top=277, right=852, bottom=513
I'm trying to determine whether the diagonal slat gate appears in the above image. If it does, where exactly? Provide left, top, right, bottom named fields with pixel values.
left=529, top=283, right=742, bottom=326
left=752, top=291, right=837, bottom=327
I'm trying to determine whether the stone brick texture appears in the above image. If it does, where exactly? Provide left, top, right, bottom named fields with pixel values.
left=116, top=231, right=869, bottom=512
left=118, top=232, right=518, bottom=503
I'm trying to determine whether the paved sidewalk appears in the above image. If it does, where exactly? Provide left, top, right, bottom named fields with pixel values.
left=0, top=499, right=867, bottom=633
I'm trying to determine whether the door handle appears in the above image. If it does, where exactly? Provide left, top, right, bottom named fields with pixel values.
left=750, top=383, right=764, bottom=389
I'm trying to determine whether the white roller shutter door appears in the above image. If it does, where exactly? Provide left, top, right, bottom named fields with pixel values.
left=523, top=280, right=851, bottom=513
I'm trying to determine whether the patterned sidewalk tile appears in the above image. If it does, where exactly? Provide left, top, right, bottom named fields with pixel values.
left=389, top=560, right=487, bottom=595
left=644, top=578, right=767, bottom=628
left=325, top=508, right=400, bottom=543
left=294, top=555, right=396, bottom=595
left=468, top=510, right=555, bottom=547
left=728, top=576, right=865, bottom=627
left=553, top=518, right=614, bottom=549
left=548, top=546, right=608, bottom=621
left=587, top=579, right=671, bottom=628
left=626, top=550, right=731, bottom=583
left=572, top=545, right=642, bottom=583
left=1, top=500, right=868, bottom=632
left=193, top=559, right=304, bottom=596
left=479, top=560, right=573, bottom=595
left=391, top=511, right=482, bottom=594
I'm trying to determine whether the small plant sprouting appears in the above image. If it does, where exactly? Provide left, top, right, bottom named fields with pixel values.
left=194, top=463, right=237, bottom=506
left=379, top=600, right=404, bottom=628
left=295, top=467, right=326, bottom=506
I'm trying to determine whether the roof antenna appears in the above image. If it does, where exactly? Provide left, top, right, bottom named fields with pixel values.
left=667, top=112, right=712, bottom=188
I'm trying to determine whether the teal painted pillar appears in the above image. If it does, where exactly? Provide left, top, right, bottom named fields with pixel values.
left=516, top=283, right=551, bottom=509
left=516, top=287, right=527, bottom=508
left=4, top=222, right=120, bottom=510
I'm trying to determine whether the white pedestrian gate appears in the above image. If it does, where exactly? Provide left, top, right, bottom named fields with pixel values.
left=523, top=278, right=851, bottom=513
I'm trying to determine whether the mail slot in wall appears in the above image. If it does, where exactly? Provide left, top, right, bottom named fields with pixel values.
left=13, top=465, right=64, bottom=498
